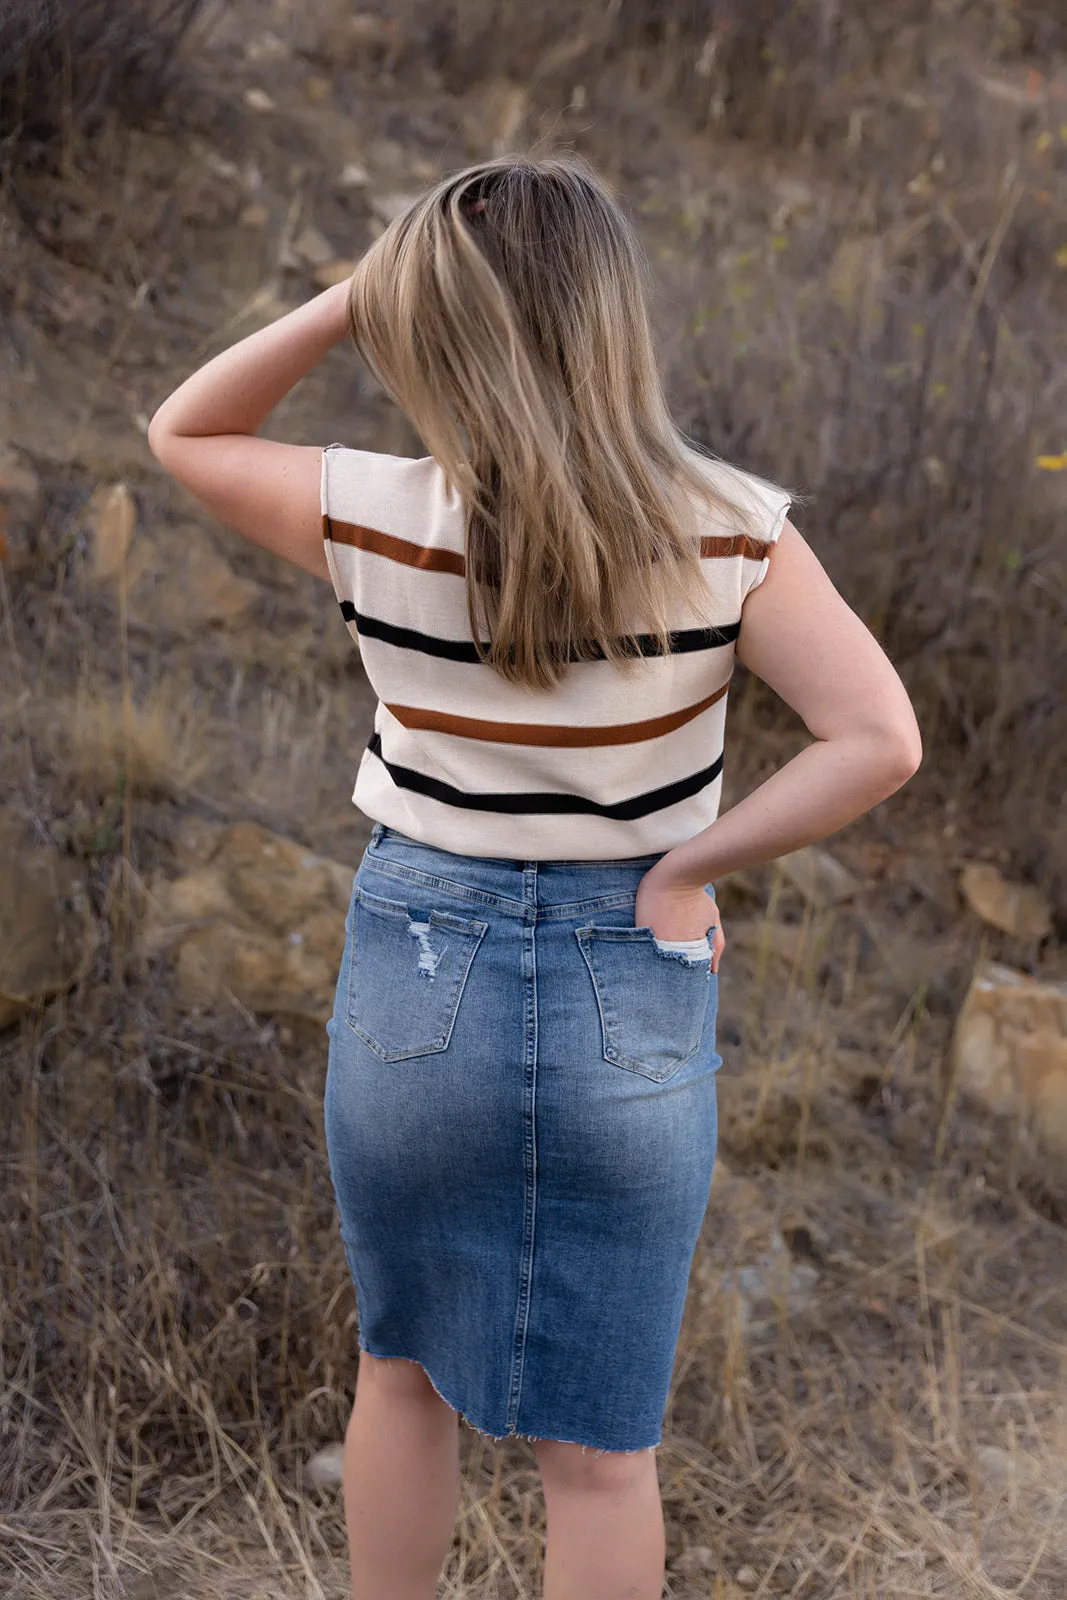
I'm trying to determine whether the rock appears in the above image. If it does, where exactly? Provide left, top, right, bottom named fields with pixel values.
left=243, top=87, right=276, bottom=113
left=306, top=1441, right=345, bottom=1489
left=0, top=446, right=42, bottom=523
left=291, top=223, right=337, bottom=267
left=775, top=846, right=858, bottom=906
left=959, top=862, right=1053, bottom=941
left=369, top=192, right=421, bottom=226
left=974, top=1444, right=1037, bottom=1492
left=313, top=259, right=358, bottom=290
left=953, top=962, right=1067, bottom=1155
left=0, top=816, right=95, bottom=1029
left=87, top=500, right=254, bottom=634
left=0, top=446, right=42, bottom=567
left=339, top=162, right=369, bottom=188
left=239, top=202, right=270, bottom=229
left=244, top=30, right=287, bottom=64
left=736, top=1568, right=758, bottom=1589
left=673, top=1545, right=716, bottom=1576
left=145, top=820, right=354, bottom=1022
left=124, top=523, right=258, bottom=636
left=171, top=815, right=226, bottom=871
left=200, top=148, right=240, bottom=183
left=721, top=1232, right=820, bottom=1329
left=87, top=482, right=136, bottom=580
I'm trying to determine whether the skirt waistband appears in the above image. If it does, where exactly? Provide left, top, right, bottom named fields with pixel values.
left=368, top=821, right=667, bottom=873
left=362, top=822, right=713, bottom=919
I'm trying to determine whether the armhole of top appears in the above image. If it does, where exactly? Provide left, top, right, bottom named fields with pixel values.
left=321, top=443, right=348, bottom=607
left=742, top=491, right=792, bottom=602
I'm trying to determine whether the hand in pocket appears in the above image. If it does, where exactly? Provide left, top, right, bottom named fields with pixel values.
left=634, top=872, right=725, bottom=973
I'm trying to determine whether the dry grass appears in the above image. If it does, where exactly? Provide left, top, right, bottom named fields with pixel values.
left=40, top=687, right=212, bottom=801
left=2, top=905, right=1066, bottom=1599
left=2, top=1, right=1067, bottom=1597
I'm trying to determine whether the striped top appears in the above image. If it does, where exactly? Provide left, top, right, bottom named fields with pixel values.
left=321, top=445, right=790, bottom=861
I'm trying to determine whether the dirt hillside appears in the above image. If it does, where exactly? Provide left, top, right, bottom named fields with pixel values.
left=2, top=3, right=1066, bottom=1597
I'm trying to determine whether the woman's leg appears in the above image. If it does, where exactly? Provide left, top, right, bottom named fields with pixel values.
left=532, top=1438, right=665, bottom=1600
left=342, top=1351, right=460, bottom=1600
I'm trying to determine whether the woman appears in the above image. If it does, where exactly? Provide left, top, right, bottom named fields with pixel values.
left=149, top=154, right=921, bottom=1600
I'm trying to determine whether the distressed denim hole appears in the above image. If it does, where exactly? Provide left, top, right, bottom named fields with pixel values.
left=345, top=887, right=488, bottom=1061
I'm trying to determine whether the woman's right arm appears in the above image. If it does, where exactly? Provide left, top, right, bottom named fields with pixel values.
left=634, top=521, right=922, bottom=953
left=147, top=281, right=353, bottom=579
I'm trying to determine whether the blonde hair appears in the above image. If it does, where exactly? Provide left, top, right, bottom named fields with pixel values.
left=347, top=153, right=757, bottom=690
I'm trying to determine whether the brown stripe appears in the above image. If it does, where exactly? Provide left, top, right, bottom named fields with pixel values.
left=327, top=516, right=766, bottom=571
left=700, top=532, right=770, bottom=561
left=324, top=515, right=466, bottom=577
left=384, top=679, right=731, bottom=748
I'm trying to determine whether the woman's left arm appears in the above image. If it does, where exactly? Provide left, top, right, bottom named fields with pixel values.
left=147, top=280, right=353, bottom=579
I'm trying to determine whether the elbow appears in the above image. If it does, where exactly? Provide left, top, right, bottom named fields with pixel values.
left=147, top=397, right=191, bottom=469
left=876, top=718, right=923, bottom=793
left=146, top=407, right=172, bottom=465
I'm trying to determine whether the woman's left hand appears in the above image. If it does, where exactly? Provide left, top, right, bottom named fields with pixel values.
left=634, top=869, right=725, bottom=973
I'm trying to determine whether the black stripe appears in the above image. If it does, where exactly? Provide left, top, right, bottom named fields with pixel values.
left=365, top=733, right=723, bottom=819
left=340, top=603, right=739, bottom=662
left=342, top=605, right=482, bottom=663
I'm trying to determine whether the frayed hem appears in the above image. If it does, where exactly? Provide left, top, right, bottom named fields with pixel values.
left=355, top=1342, right=659, bottom=1456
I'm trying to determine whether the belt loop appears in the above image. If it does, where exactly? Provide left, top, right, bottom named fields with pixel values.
left=369, top=822, right=385, bottom=849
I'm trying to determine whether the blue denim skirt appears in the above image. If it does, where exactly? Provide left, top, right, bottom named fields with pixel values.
left=324, top=822, right=722, bottom=1453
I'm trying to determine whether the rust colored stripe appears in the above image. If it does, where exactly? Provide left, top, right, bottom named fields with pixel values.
left=325, top=516, right=466, bottom=577
left=700, top=532, right=770, bottom=561
left=327, top=516, right=766, bottom=571
left=384, top=679, right=731, bottom=748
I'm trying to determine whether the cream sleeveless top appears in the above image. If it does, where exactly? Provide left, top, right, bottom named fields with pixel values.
left=321, top=446, right=790, bottom=860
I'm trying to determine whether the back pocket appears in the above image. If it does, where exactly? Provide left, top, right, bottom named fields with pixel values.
left=346, top=886, right=488, bottom=1061
left=576, top=925, right=713, bottom=1083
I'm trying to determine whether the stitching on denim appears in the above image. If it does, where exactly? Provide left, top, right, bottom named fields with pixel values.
left=362, top=859, right=646, bottom=921
left=355, top=883, right=490, bottom=936
left=344, top=895, right=487, bottom=1059
left=507, top=914, right=539, bottom=1430
left=360, top=859, right=524, bottom=913
left=544, top=892, right=642, bottom=919
left=574, top=927, right=709, bottom=1082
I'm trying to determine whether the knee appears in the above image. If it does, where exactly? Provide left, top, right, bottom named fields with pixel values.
left=533, top=1437, right=657, bottom=1497
left=355, top=1351, right=444, bottom=1406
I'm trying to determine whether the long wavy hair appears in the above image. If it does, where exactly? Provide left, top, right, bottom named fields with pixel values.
left=347, top=153, right=762, bottom=690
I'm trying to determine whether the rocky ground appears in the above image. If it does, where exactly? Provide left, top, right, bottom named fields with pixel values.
left=2, top=3, right=1067, bottom=1597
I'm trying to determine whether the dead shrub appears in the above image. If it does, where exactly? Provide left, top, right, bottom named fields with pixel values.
left=0, top=0, right=210, bottom=166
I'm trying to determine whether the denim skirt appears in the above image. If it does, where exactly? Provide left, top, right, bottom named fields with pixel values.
left=324, top=822, right=722, bottom=1453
